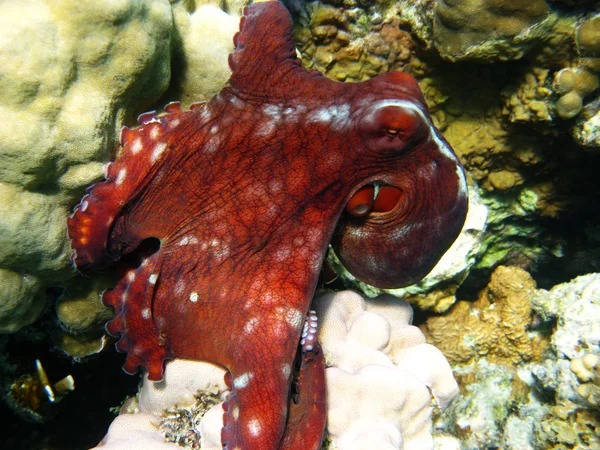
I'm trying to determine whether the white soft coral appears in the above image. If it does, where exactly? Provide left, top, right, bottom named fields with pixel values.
left=94, top=290, right=458, bottom=450
left=314, top=290, right=458, bottom=450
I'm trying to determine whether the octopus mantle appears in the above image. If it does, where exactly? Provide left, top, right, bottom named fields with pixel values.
left=67, top=1, right=468, bottom=449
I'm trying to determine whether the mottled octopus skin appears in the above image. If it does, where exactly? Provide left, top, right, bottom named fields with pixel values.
left=67, top=1, right=468, bottom=449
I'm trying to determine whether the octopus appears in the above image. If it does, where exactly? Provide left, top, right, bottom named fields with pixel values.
left=67, top=1, right=468, bottom=449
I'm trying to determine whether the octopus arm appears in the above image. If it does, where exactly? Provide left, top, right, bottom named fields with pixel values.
left=67, top=103, right=188, bottom=273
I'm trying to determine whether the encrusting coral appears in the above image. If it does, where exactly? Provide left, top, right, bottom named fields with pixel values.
left=501, top=67, right=554, bottom=123
left=93, top=290, right=458, bottom=450
left=571, top=353, right=600, bottom=407
left=577, top=13, right=600, bottom=72
left=433, top=0, right=551, bottom=62
left=293, top=1, right=419, bottom=82
left=421, top=265, right=544, bottom=366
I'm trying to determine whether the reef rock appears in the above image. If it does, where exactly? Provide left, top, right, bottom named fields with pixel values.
left=573, top=97, right=600, bottom=149
left=430, top=269, right=600, bottom=448
left=531, top=273, right=600, bottom=402
left=433, top=0, right=553, bottom=62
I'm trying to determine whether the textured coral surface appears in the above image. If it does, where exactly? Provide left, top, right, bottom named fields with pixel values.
left=421, top=266, right=543, bottom=365
left=0, top=0, right=171, bottom=334
left=434, top=0, right=551, bottom=61
left=432, top=269, right=600, bottom=449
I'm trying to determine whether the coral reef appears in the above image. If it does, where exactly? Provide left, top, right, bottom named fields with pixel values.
left=571, top=353, right=600, bottom=407
left=436, top=360, right=543, bottom=449
left=0, top=265, right=45, bottom=333
left=573, top=97, right=600, bottom=148
left=528, top=274, right=600, bottom=448
left=421, top=265, right=544, bottom=365
left=577, top=14, right=600, bottom=68
left=553, top=67, right=599, bottom=119
left=532, top=274, right=600, bottom=354
left=66, top=2, right=468, bottom=447
left=167, top=2, right=238, bottom=105
left=433, top=0, right=552, bottom=62
left=501, top=67, right=554, bottom=123
left=94, top=359, right=227, bottom=450
left=430, top=269, right=600, bottom=449
left=3, top=0, right=600, bottom=448
left=314, top=291, right=458, bottom=450
left=93, top=290, right=458, bottom=450
left=294, top=2, right=420, bottom=82
left=0, top=0, right=172, bottom=336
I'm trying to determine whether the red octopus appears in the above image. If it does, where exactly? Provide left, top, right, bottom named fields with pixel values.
left=67, top=1, right=468, bottom=448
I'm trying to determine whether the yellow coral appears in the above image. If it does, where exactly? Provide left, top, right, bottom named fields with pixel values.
left=553, top=67, right=599, bottom=119
left=421, top=266, right=543, bottom=366
left=501, top=67, right=553, bottom=123
left=555, top=90, right=584, bottom=119
left=576, top=14, right=600, bottom=57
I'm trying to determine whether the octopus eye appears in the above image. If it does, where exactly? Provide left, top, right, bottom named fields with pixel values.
left=345, top=183, right=403, bottom=217
left=361, top=104, right=429, bottom=150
